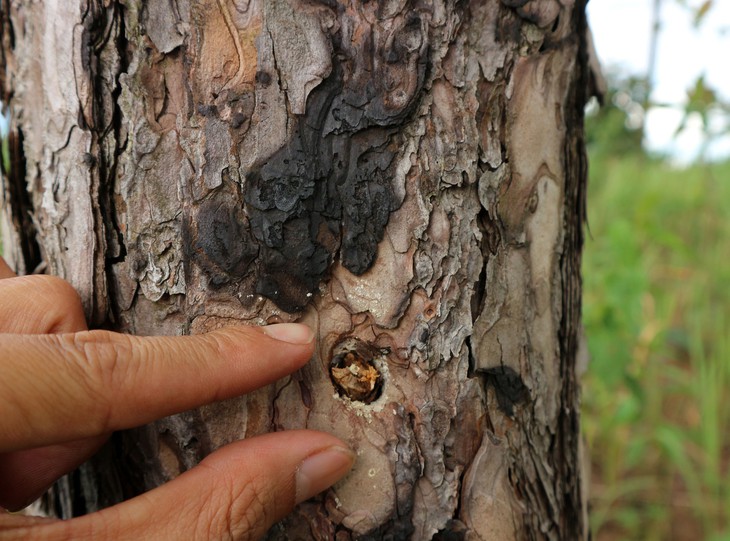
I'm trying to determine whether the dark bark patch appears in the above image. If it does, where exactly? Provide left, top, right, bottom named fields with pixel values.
left=500, top=0, right=530, bottom=7
left=433, top=520, right=469, bottom=540
left=186, top=184, right=259, bottom=287
left=183, top=4, right=434, bottom=312
left=483, top=366, right=530, bottom=417
left=238, top=9, right=430, bottom=310
left=255, top=70, right=271, bottom=86
left=242, top=87, right=400, bottom=310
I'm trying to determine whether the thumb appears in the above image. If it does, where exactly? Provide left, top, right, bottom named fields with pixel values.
left=14, top=431, right=354, bottom=541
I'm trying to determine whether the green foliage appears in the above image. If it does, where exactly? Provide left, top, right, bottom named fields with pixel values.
left=675, top=75, right=730, bottom=160
left=585, top=73, right=648, bottom=161
left=582, top=140, right=730, bottom=538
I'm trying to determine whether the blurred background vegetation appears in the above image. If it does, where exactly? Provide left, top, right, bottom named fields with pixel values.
left=583, top=1, right=730, bottom=537
left=584, top=94, right=730, bottom=541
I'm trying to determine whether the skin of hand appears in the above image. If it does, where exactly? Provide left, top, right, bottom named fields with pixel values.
left=0, top=256, right=355, bottom=540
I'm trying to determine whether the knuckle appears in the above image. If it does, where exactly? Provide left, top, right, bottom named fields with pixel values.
left=37, top=276, right=86, bottom=332
left=54, top=331, right=136, bottom=433
left=35, top=275, right=82, bottom=308
left=6, top=275, right=86, bottom=333
left=204, top=326, right=258, bottom=359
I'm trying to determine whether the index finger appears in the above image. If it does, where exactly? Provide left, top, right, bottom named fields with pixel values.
left=0, top=324, right=314, bottom=453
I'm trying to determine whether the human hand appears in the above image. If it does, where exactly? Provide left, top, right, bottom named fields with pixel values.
left=0, top=257, right=354, bottom=540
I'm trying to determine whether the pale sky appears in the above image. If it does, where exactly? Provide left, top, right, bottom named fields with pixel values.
left=588, top=0, right=730, bottom=162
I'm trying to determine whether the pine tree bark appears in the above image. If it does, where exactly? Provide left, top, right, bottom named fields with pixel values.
left=1, top=1, right=598, bottom=538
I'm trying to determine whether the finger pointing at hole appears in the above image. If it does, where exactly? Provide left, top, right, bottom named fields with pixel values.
left=0, top=323, right=315, bottom=453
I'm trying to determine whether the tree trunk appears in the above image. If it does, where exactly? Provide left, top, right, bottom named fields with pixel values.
left=1, top=0, right=597, bottom=538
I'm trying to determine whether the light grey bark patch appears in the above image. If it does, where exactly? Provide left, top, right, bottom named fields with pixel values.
left=143, top=0, right=189, bottom=54
left=202, top=116, right=232, bottom=190
left=264, top=0, right=333, bottom=115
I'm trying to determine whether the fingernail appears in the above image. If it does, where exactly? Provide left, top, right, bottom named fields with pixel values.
left=262, top=323, right=314, bottom=345
left=295, top=446, right=355, bottom=505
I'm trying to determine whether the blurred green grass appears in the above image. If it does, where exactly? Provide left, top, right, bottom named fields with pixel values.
left=583, top=122, right=730, bottom=538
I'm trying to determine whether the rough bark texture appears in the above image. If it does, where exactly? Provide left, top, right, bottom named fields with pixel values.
left=1, top=0, right=595, bottom=538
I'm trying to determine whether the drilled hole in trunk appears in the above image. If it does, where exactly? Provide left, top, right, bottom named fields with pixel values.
left=329, top=338, right=385, bottom=404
